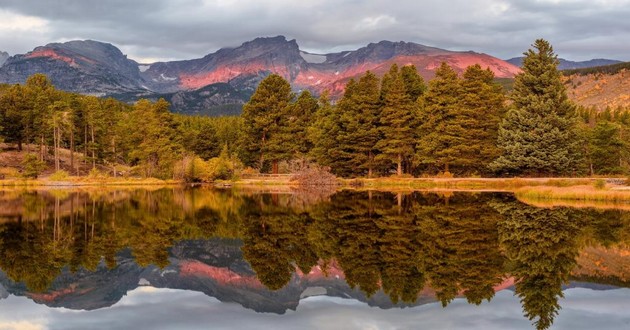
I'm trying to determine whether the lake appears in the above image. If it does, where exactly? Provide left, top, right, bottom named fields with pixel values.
left=0, top=187, right=629, bottom=330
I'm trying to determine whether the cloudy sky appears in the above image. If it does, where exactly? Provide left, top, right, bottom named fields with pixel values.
left=1, top=287, right=630, bottom=330
left=1, top=0, right=630, bottom=63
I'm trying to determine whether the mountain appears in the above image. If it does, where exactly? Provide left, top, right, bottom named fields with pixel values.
left=506, top=56, right=622, bottom=70
left=0, top=37, right=521, bottom=115
left=0, top=40, right=144, bottom=95
left=0, top=51, right=8, bottom=67
left=564, top=61, right=630, bottom=109
left=140, top=36, right=520, bottom=95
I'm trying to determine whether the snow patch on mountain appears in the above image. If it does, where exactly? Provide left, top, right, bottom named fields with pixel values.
left=300, top=51, right=327, bottom=64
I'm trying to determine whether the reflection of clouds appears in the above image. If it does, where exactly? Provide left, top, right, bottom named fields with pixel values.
left=0, top=288, right=629, bottom=330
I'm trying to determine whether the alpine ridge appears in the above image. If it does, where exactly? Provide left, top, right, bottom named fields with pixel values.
left=0, top=36, right=522, bottom=115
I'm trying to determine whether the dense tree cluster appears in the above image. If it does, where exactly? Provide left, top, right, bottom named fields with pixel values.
left=241, top=39, right=627, bottom=177
left=0, top=75, right=242, bottom=179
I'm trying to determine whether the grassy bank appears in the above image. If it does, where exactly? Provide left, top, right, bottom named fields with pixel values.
left=515, top=185, right=630, bottom=203
left=337, top=177, right=598, bottom=191
left=0, top=176, right=181, bottom=188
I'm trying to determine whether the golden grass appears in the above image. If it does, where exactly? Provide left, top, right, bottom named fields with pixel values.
left=515, top=185, right=630, bottom=203
left=339, top=177, right=595, bottom=191
left=0, top=176, right=181, bottom=188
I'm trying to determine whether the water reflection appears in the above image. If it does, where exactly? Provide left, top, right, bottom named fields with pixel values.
left=0, top=187, right=629, bottom=330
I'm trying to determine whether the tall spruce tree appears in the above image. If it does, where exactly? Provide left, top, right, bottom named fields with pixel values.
left=336, top=71, right=382, bottom=177
left=280, top=90, right=318, bottom=161
left=491, top=39, right=581, bottom=176
left=400, top=65, right=426, bottom=102
left=416, top=63, right=462, bottom=174
left=457, top=64, right=506, bottom=175
left=376, top=65, right=419, bottom=176
left=240, top=74, right=293, bottom=173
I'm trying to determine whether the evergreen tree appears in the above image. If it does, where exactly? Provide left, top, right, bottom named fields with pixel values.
left=416, top=63, right=462, bottom=174
left=336, top=71, right=382, bottom=177
left=0, top=85, right=27, bottom=150
left=276, top=90, right=318, bottom=161
left=376, top=65, right=418, bottom=176
left=457, top=64, right=506, bottom=175
left=240, top=74, right=293, bottom=173
left=308, top=92, right=344, bottom=171
left=400, top=64, right=426, bottom=102
left=589, top=121, right=626, bottom=174
left=491, top=39, right=581, bottom=176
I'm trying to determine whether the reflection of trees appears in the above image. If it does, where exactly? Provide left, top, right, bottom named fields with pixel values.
left=414, top=193, right=506, bottom=306
left=2, top=187, right=630, bottom=330
left=494, top=201, right=583, bottom=330
left=240, top=195, right=318, bottom=290
left=0, top=188, right=236, bottom=292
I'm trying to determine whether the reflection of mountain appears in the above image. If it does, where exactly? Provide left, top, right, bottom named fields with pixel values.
left=0, top=239, right=431, bottom=313
left=0, top=238, right=627, bottom=315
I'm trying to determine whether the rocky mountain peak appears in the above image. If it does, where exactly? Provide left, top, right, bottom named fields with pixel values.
left=0, top=51, right=8, bottom=67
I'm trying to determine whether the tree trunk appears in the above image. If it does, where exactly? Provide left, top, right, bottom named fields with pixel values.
left=112, top=136, right=117, bottom=178
left=54, top=126, right=60, bottom=171
left=39, top=135, right=44, bottom=161
left=84, top=124, right=88, bottom=166
left=259, top=131, right=266, bottom=170
left=17, top=140, right=22, bottom=151
left=368, top=151, right=373, bottom=178
left=91, top=125, right=95, bottom=169
left=272, top=159, right=278, bottom=175
left=70, top=129, right=74, bottom=175
left=397, top=153, right=402, bottom=177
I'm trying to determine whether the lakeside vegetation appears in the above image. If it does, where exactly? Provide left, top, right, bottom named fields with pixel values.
left=1, top=38, right=629, bottom=185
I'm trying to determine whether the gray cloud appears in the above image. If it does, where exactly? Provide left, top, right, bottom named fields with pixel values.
left=1, top=288, right=630, bottom=330
left=0, top=0, right=629, bottom=62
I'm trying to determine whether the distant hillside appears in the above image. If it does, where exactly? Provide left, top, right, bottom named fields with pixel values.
left=507, top=57, right=622, bottom=70
left=563, top=61, right=630, bottom=76
left=563, top=62, right=630, bottom=109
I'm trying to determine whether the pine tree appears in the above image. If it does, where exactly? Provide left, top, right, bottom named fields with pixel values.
left=457, top=64, right=506, bottom=175
left=491, top=39, right=581, bottom=176
left=589, top=121, right=626, bottom=174
left=376, top=65, right=418, bottom=176
left=240, top=74, right=293, bottom=173
left=400, top=64, right=426, bottom=102
left=308, top=92, right=351, bottom=176
left=278, top=90, right=318, bottom=160
left=336, top=71, right=382, bottom=177
left=416, top=62, right=462, bottom=174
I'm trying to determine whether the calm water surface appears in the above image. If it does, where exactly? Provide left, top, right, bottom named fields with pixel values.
left=0, top=187, right=629, bottom=330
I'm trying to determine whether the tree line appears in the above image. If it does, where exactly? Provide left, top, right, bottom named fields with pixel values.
left=241, top=39, right=630, bottom=177
left=2, top=38, right=629, bottom=179
left=0, top=76, right=242, bottom=179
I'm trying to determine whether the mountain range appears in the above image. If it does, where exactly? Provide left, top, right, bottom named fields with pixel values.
left=0, top=37, right=623, bottom=115
left=0, top=36, right=521, bottom=115
left=506, top=57, right=622, bottom=70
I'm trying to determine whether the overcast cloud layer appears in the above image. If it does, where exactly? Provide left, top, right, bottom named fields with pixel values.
left=1, top=0, right=630, bottom=63
left=1, top=288, right=630, bottom=330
